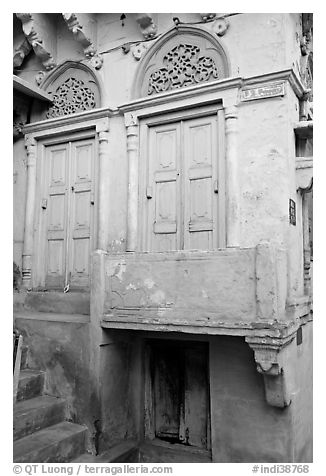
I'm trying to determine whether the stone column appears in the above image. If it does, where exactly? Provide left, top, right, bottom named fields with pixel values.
left=224, top=105, right=240, bottom=247
left=22, top=135, right=37, bottom=289
left=125, top=112, right=139, bottom=252
left=96, top=118, right=110, bottom=251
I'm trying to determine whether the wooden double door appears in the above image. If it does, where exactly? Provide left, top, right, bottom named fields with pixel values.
left=40, top=136, right=96, bottom=289
left=142, top=113, right=223, bottom=252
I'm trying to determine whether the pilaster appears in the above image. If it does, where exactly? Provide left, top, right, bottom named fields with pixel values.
left=96, top=118, right=110, bottom=251
left=124, top=112, right=139, bottom=252
left=224, top=105, right=240, bottom=247
left=22, top=135, right=37, bottom=289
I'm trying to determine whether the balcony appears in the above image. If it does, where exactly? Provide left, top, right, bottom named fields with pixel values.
left=100, top=243, right=290, bottom=337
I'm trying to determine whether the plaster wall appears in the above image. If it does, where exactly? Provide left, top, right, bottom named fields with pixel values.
left=209, top=335, right=295, bottom=462
left=292, top=322, right=313, bottom=462
left=106, top=116, right=128, bottom=252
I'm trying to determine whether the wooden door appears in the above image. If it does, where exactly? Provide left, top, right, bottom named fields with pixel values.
left=145, top=115, right=219, bottom=251
left=44, top=143, right=70, bottom=289
left=183, top=116, right=218, bottom=250
left=43, top=137, right=95, bottom=289
left=68, top=139, right=95, bottom=288
left=151, top=341, right=209, bottom=449
left=147, top=123, right=181, bottom=251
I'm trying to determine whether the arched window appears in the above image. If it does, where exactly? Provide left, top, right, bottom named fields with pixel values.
left=133, top=27, right=229, bottom=99
left=41, top=61, right=101, bottom=118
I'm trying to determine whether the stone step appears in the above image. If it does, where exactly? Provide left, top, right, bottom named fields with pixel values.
left=14, top=395, right=66, bottom=441
left=72, top=440, right=138, bottom=463
left=17, top=370, right=45, bottom=402
left=23, top=291, right=90, bottom=316
left=13, top=421, right=87, bottom=463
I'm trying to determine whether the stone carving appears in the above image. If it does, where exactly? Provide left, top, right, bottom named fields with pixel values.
left=131, top=43, right=149, bottom=61
left=148, top=44, right=219, bottom=95
left=16, top=13, right=56, bottom=71
left=62, top=13, right=103, bottom=69
left=46, top=77, right=96, bottom=118
left=63, top=13, right=96, bottom=58
left=13, top=37, right=32, bottom=71
left=214, top=18, right=229, bottom=36
left=90, top=54, right=103, bottom=70
left=246, top=335, right=295, bottom=408
left=35, top=70, right=46, bottom=86
left=200, top=13, right=216, bottom=22
left=136, top=14, right=158, bottom=40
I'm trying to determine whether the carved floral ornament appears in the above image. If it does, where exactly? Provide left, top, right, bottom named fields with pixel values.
left=47, top=77, right=96, bottom=118
left=135, top=29, right=229, bottom=98
left=148, top=43, right=219, bottom=95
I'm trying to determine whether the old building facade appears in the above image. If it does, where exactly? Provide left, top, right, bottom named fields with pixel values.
left=13, top=13, right=313, bottom=463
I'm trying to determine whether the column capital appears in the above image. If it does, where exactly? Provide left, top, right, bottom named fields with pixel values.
left=96, top=117, right=110, bottom=134
left=24, top=134, right=36, bottom=148
left=24, top=135, right=37, bottom=166
left=124, top=112, right=139, bottom=129
left=224, top=105, right=238, bottom=120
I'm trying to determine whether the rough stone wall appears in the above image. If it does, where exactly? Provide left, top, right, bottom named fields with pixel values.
left=15, top=318, right=101, bottom=453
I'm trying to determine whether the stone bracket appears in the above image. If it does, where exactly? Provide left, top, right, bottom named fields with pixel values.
left=296, top=157, right=313, bottom=192
left=13, top=33, right=32, bottom=71
left=16, top=13, right=57, bottom=71
left=136, top=14, right=158, bottom=40
left=246, top=335, right=295, bottom=408
left=62, top=13, right=103, bottom=69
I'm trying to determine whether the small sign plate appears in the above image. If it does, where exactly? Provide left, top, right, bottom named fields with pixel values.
left=289, top=199, right=296, bottom=226
left=241, top=82, right=285, bottom=102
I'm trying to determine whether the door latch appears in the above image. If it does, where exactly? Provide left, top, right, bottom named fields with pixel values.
left=146, top=186, right=153, bottom=199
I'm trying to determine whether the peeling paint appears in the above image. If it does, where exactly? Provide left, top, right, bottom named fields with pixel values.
left=144, top=278, right=155, bottom=289
left=150, top=290, right=166, bottom=305
left=126, top=283, right=137, bottom=290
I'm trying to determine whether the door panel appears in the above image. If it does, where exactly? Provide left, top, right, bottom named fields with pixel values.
left=43, top=137, right=95, bottom=289
left=45, top=144, right=69, bottom=288
left=148, top=125, right=181, bottom=251
left=154, top=344, right=182, bottom=440
left=69, top=139, right=94, bottom=288
left=184, top=117, right=217, bottom=250
left=184, top=346, right=209, bottom=449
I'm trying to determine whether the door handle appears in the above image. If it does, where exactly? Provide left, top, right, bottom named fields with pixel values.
left=213, top=180, right=219, bottom=193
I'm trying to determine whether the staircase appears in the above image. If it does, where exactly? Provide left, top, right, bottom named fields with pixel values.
left=13, top=346, right=88, bottom=463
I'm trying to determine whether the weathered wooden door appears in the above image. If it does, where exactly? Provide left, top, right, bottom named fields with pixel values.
left=151, top=341, right=210, bottom=449
left=145, top=115, right=219, bottom=251
left=43, top=137, right=95, bottom=289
